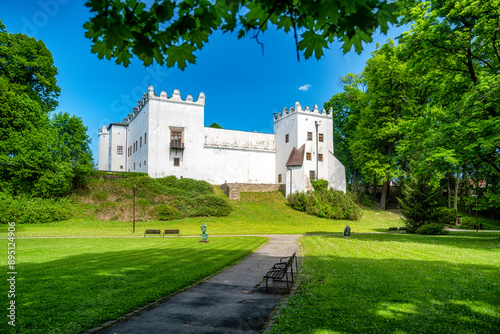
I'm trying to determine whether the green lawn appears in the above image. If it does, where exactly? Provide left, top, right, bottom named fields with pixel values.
left=0, top=192, right=405, bottom=237
left=269, top=233, right=500, bottom=333
left=0, top=236, right=267, bottom=334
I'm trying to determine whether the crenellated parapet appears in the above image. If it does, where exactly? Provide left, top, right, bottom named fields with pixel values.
left=98, top=124, right=109, bottom=134
left=124, top=85, right=205, bottom=124
left=147, top=85, right=205, bottom=105
left=273, top=101, right=332, bottom=122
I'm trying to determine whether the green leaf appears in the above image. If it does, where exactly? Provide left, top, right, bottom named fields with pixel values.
left=298, top=31, right=328, bottom=60
left=165, top=43, right=196, bottom=70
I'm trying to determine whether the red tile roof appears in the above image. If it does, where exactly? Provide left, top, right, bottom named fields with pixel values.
left=286, top=144, right=305, bottom=167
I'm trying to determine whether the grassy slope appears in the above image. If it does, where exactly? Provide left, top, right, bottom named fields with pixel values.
left=269, top=233, right=500, bottom=333
left=0, top=236, right=267, bottom=334
left=1, top=192, right=405, bottom=237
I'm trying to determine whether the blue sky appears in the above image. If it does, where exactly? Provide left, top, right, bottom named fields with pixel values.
left=2, top=1, right=407, bottom=162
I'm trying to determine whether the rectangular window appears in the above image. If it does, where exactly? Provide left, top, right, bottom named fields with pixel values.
left=306, top=152, right=312, bottom=160
left=310, top=170, right=316, bottom=180
left=133, top=162, right=136, bottom=170
left=136, top=140, right=138, bottom=150
left=318, top=153, right=323, bottom=162
left=171, top=131, right=183, bottom=149
left=144, top=132, right=147, bottom=144
left=139, top=163, right=141, bottom=168
left=285, top=134, right=289, bottom=143
left=307, top=132, right=313, bottom=141
left=174, top=157, right=180, bottom=167
left=117, top=146, right=123, bottom=155
left=171, top=131, right=182, bottom=142
left=120, top=165, right=123, bottom=170
left=278, top=174, right=282, bottom=183
left=319, top=133, right=324, bottom=142
left=144, top=160, right=147, bottom=166
left=140, top=137, right=142, bottom=148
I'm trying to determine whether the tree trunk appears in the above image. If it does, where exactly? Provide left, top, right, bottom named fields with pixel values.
left=380, top=177, right=390, bottom=210
left=454, top=169, right=460, bottom=211
left=447, top=174, right=451, bottom=209
left=373, top=173, right=377, bottom=202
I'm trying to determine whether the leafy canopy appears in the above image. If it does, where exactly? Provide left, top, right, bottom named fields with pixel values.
left=0, top=20, right=93, bottom=197
left=84, top=0, right=398, bottom=69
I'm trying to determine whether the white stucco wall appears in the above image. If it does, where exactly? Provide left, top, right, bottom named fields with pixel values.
left=127, top=97, right=150, bottom=173
left=274, top=102, right=342, bottom=195
left=328, top=152, right=347, bottom=192
left=202, top=127, right=276, bottom=184
left=146, top=88, right=206, bottom=179
left=108, top=123, right=127, bottom=171
left=97, top=125, right=109, bottom=171
left=274, top=107, right=298, bottom=186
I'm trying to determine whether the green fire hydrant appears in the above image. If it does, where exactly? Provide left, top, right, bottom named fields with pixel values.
left=200, top=223, right=209, bottom=243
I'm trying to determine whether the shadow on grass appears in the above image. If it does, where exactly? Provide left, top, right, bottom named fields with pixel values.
left=326, top=232, right=500, bottom=252
left=304, top=231, right=342, bottom=235
left=270, top=237, right=500, bottom=333
left=0, top=238, right=271, bottom=334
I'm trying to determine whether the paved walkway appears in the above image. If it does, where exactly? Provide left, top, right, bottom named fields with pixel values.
left=97, top=235, right=300, bottom=334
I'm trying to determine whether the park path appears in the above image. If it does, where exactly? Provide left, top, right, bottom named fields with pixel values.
left=94, top=235, right=300, bottom=334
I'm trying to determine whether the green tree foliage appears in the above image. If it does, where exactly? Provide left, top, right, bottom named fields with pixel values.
left=324, top=73, right=366, bottom=188
left=398, top=173, right=442, bottom=232
left=396, top=0, right=500, bottom=212
left=349, top=41, right=411, bottom=210
left=51, top=112, right=93, bottom=188
left=84, top=0, right=398, bottom=69
left=329, top=0, right=500, bottom=215
left=0, top=21, right=93, bottom=198
left=208, top=122, right=222, bottom=129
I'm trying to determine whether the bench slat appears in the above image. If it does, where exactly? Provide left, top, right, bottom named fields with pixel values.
left=264, top=252, right=297, bottom=293
left=144, top=229, right=162, bottom=237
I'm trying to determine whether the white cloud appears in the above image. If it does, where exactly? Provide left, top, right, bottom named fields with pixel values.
left=298, top=84, right=311, bottom=91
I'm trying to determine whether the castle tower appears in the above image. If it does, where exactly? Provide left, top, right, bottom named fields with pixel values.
left=274, top=102, right=345, bottom=195
left=97, top=125, right=109, bottom=171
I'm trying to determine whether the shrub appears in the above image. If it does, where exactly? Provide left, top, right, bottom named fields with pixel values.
left=415, top=223, right=449, bottom=235
left=287, top=192, right=309, bottom=211
left=461, top=216, right=475, bottom=229
left=431, top=207, right=457, bottom=225
left=153, top=205, right=183, bottom=220
left=189, top=195, right=232, bottom=216
left=287, top=189, right=362, bottom=220
left=311, top=179, right=329, bottom=192
left=0, top=193, right=72, bottom=224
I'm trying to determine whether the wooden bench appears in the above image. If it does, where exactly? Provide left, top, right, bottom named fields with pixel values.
left=144, top=229, right=161, bottom=237
left=163, top=229, right=180, bottom=237
left=264, top=252, right=298, bottom=293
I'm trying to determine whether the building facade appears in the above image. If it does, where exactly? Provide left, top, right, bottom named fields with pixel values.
left=98, top=85, right=346, bottom=195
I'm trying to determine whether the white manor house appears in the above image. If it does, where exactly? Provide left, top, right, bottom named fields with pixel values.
left=98, top=85, right=346, bottom=195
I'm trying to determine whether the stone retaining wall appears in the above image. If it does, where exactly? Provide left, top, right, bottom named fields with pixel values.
left=221, top=183, right=286, bottom=200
